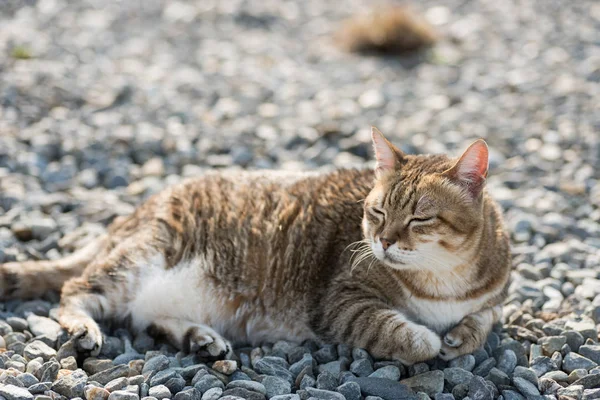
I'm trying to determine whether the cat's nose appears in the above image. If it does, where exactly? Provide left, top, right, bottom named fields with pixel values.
left=380, top=238, right=395, bottom=251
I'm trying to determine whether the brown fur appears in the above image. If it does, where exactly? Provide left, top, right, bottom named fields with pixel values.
left=336, top=6, right=438, bottom=54
left=0, top=131, right=510, bottom=363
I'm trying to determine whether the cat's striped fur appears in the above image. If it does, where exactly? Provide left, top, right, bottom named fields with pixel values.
left=0, top=128, right=510, bottom=363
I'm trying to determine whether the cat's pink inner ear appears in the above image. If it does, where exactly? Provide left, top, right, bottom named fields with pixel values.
left=371, top=127, right=401, bottom=177
left=447, top=139, right=489, bottom=197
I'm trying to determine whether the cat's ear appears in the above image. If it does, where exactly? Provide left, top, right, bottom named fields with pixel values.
left=444, top=139, right=489, bottom=198
left=371, top=127, right=404, bottom=178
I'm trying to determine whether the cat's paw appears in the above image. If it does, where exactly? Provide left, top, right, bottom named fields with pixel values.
left=71, top=322, right=103, bottom=356
left=439, top=322, right=481, bottom=361
left=187, top=325, right=232, bottom=359
left=394, top=323, right=441, bottom=365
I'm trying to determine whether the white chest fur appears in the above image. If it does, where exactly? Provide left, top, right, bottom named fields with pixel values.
left=404, top=295, right=487, bottom=333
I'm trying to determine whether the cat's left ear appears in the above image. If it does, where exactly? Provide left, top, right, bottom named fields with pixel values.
left=444, top=139, right=489, bottom=198
left=371, top=127, right=405, bottom=178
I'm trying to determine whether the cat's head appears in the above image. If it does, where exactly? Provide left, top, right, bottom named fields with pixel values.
left=362, top=127, right=489, bottom=272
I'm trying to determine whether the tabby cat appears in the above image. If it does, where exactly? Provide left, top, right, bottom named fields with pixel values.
left=0, top=128, right=510, bottom=364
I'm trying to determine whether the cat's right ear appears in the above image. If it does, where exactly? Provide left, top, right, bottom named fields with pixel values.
left=371, top=127, right=404, bottom=178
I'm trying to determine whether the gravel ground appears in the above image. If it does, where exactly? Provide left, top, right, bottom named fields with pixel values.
left=1, top=0, right=600, bottom=399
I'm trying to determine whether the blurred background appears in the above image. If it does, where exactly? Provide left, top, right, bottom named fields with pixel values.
left=0, top=0, right=599, bottom=272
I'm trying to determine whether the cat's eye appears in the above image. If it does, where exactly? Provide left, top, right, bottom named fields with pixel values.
left=409, top=216, right=435, bottom=224
left=369, top=207, right=385, bottom=219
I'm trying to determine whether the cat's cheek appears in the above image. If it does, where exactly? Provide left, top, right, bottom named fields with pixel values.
left=361, top=217, right=371, bottom=237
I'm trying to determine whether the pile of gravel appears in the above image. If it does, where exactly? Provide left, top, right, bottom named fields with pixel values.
left=1, top=0, right=599, bottom=399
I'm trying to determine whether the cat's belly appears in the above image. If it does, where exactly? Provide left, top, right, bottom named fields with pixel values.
left=126, top=254, right=315, bottom=345
left=404, top=296, right=487, bottom=334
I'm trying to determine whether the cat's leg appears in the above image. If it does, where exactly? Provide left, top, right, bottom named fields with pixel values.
left=148, top=318, right=233, bottom=359
left=439, top=305, right=502, bottom=360
left=58, top=276, right=113, bottom=356
left=312, top=284, right=441, bottom=365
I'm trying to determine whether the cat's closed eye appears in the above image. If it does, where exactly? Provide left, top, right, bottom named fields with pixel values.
left=409, top=216, right=436, bottom=225
left=368, top=207, right=385, bottom=220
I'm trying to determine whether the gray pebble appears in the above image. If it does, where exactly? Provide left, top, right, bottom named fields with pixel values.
left=148, top=385, right=171, bottom=399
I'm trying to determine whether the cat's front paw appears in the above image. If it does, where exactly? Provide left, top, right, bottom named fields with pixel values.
left=71, top=322, right=103, bottom=356
left=439, top=322, right=482, bottom=361
left=393, top=323, right=442, bottom=365
left=187, top=325, right=233, bottom=359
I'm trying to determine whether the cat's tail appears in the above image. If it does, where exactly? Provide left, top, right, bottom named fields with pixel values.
left=0, top=236, right=106, bottom=300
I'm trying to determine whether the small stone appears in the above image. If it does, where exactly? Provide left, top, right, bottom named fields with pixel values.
left=51, top=369, right=88, bottom=398
left=28, top=382, right=51, bottom=394
left=348, top=377, right=417, bottom=400
left=563, top=353, right=597, bottom=373
left=497, top=350, right=517, bottom=375
left=501, top=390, right=525, bottom=400
left=443, top=368, right=474, bottom=389
left=148, top=385, right=171, bottom=399
left=222, top=388, right=264, bottom=400
left=566, top=331, right=585, bottom=352
left=84, top=359, right=114, bottom=375
left=358, top=90, right=385, bottom=109
left=467, top=376, right=494, bottom=400
left=541, top=370, right=568, bottom=381
left=226, top=380, right=266, bottom=394
left=512, top=377, right=540, bottom=398
left=84, top=385, right=111, bottom=400
left=306, top=388, right=345, bottom=400
left=270, top=396, right=300, bottom=400
left=60, top=356, right=78, bottom=370
left=23, top=341, right=57, bottom=362
left=513, top=366, right=538, bottom=387
left=336, top=382, right=360, bottom=400
left=557, top=385, right=584, bottom=400
left=107, top=390, right=139, bottom=400
left=449, top=355, right=476, bottom=372
left=173, top=388, right=201, bottom=400
left=316, top=372, right=337, bottom=391
left=290, top=354, right=314, bottom=378
left=39, top=360, right=60, bottom=382
left=400, top=370, right=444, bottom=397
left=572, top=372, right=600, bottom=389
left=452, top=384, right=469, bottom=400
left=6, top=318, right=28, bottom=332
left=106, top=378, right=129, bottom=392
left=193, top=375, right=224, bottom=393
left=88, top=365, right=130, bottom=385
left=300, top=374, right=316, bottom=390
left=142, top=355, right=170, bottom=375
left=16, top=373, right=38, bottom=387
left=579, top=345, right=600, bottom=364
left=200, top=387, right=222, bottom=400
left=473, top=359, right=496, bottom=377
left=539, top=336, right=567, bottom=356
left=486, top=368, right=510, bottom=387
left=0, top=384, right=34, bottom=400
left=26, top=315, right=62, bottom=343
left=263, top=376, right=292, bottom=398
left=434, top=394, right=454, bottom=400
left=530, top=356, right=558, bottom=377
left=254, top=357, right=293, bottom=384
left=350, top=359, right=373, bottom=377
left=583, top=388, right=600, bottom=400
left=212, top=360, right=237, bottom=375
left=313, top=346, right=337, bottom=364
left=369, top=366, right=400, bottom=381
